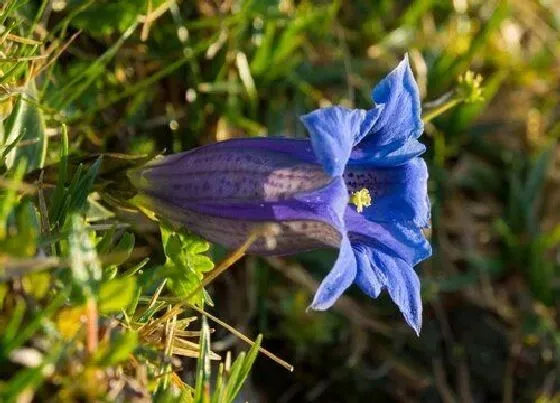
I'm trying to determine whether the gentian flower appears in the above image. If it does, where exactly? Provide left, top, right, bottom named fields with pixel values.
left=130, top=55, right=431, bottom=333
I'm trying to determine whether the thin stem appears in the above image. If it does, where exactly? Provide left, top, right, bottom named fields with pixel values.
left=188, top=303, right=294, bottom=372
left=86, top=296, right=98, bottom=354
left=185, top=231, right=259, bottom=302
left=422, top=97, right=461, bottom=123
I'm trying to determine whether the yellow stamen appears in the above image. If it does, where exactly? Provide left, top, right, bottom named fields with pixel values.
left=350, top=188, right=372, bottom=213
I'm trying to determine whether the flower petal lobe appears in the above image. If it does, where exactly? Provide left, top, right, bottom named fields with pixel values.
left=309, top=235, right=357, bottom=310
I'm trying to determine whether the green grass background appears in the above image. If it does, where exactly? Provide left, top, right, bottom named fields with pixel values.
left=0, top=0, right=559, bottom=401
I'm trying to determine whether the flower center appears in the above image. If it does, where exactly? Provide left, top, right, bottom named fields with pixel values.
left=350, top=188, right=371, bottom=213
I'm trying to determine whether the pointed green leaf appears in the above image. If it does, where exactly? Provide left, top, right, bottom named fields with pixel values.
left=3, top=81, right=46, bottom=172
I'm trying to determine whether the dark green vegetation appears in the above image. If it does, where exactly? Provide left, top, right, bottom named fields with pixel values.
left=0, top=0, right=559, bottom=401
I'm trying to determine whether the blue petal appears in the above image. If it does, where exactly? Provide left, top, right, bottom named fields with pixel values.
left=345, top=157, right=430, bottom=227
left=309, top=235, right=357, bottom=310
left=301, top=106, right=381, bottom=176
left=345, top=208, right=432, bottom=266
left=350, top=137, right=426, bottom=167
left=353, top=242, right=423, bottom=334
left=353, top=243, right=384, bottom=298
left=371, top=54, right=423, bottom=144
left=350, top=55, right=425, bottom=167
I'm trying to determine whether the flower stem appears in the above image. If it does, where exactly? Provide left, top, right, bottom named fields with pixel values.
left=188, top=303, right=294, bottom=372
left=422, top=97, right=461, bottom=123
left=185, top=231, right=259, bottom=302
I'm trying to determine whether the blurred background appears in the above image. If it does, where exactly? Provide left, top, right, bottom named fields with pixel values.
left=1, top=0, right=560, bottom=401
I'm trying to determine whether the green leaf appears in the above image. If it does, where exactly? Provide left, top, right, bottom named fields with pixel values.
left=211, top=363, right=225, bottom=403
left=2, top=81, right=47, bottom=172
left=0, top=129, right=26, bottom=167
left=67, top=157, right=102, bottom=215
left=251, top=22, right=277, bottom=75
left=0, top=158, right=27, bottom=240
left=223, top=334, right=262, bottom=402
left=158, top=224, right=214, bottom=303
left=110, top=232, right=135, bottom=267
left=194, top=316, right=212, bottom=403
left=96, top=225, right=118, bottom=255
left=48, top=124, right=68, bottom=227
left=123, top=257, right=149, bottom=278
left=50, top=157, right=101, bottom=230
left=2, top=296, right=26, bottom=348
left=97, top=230, right=135, bottom=268
left=98, top=276, right=137, bottom=314
left=125, top=283, right=142, bottom=317
left=0, top=199, right=38, bottom=257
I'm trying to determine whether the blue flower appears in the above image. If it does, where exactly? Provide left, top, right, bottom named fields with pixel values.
left=131, top=55, right=431, bottom=333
